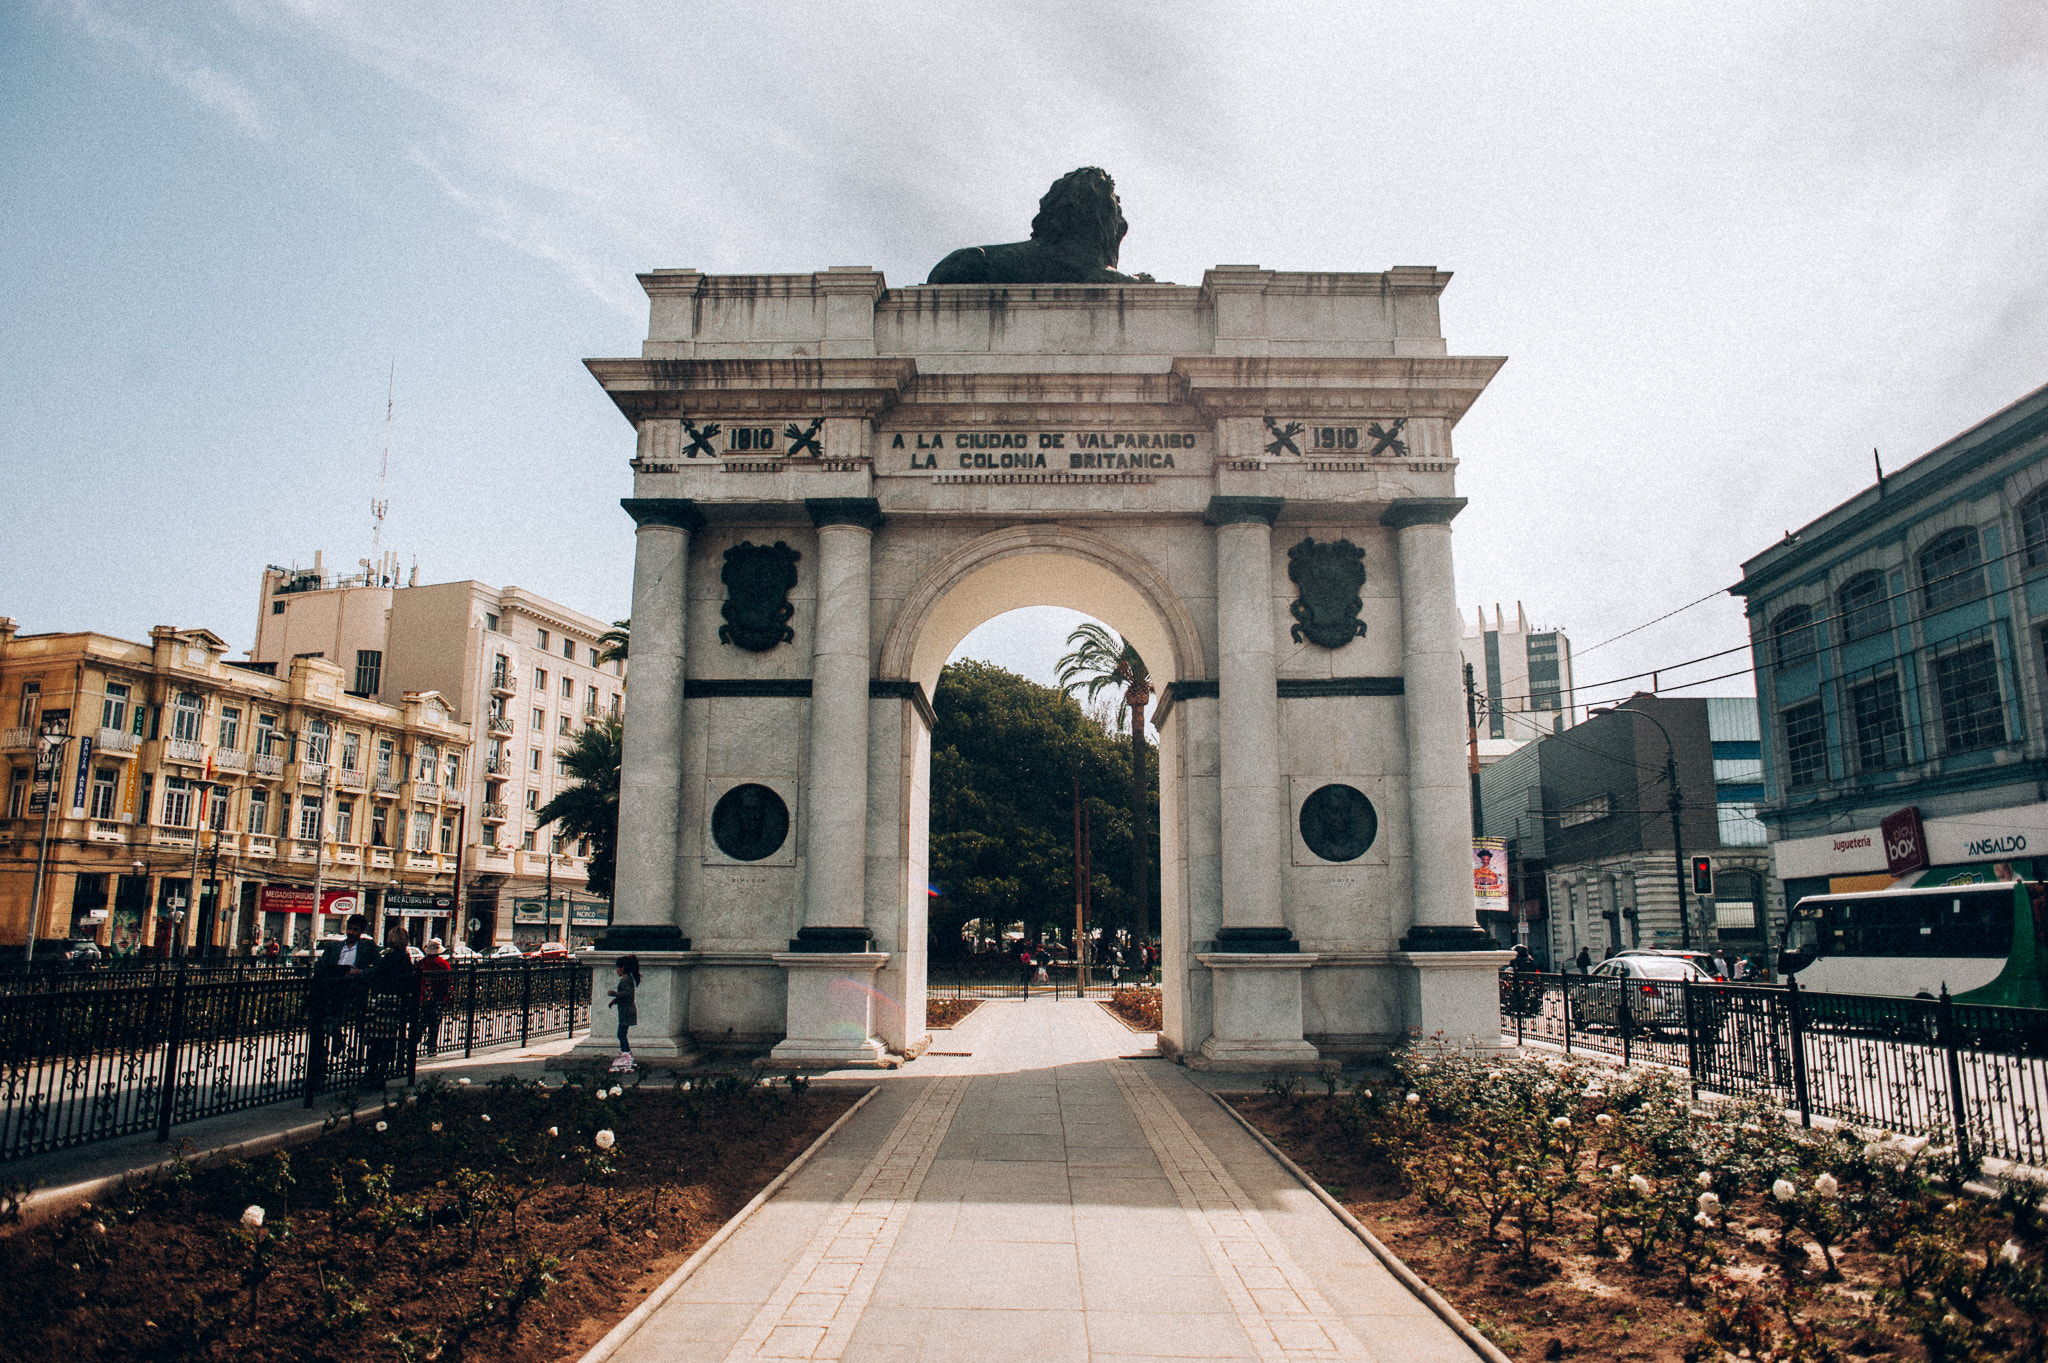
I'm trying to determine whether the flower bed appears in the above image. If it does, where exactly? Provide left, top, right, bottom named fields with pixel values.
left=1100, top=986, right=1160, bottom=1033
left=1233, top=1046, right=2047, bottom=1362
left=0, top=1072, right=858, bottom=1363
left=926, top=998, right=982, bottom=1028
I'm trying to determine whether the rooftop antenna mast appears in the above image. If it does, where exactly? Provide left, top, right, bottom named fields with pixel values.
left=369, top=361, right=395, bottom=585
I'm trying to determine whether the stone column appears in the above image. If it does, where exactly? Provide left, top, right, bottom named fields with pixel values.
left=607, top=498, right=699, bottom=950
left=1206, top=496, right=1290, bottom=946
left=772, top=497, right=888, bottom=1066
left=1384, top=498, right=1494, bottom=950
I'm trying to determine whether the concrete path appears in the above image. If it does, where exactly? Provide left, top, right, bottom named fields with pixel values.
left=606, top=998, right=1480, bottom=1363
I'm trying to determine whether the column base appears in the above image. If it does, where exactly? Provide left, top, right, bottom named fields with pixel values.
left=570, top=949, right=700, bottom=1068
left=766, top=951, right=893, bottom=1068
left=1399, top=948, right=1517, bottom=1051
left=1193, top=952, right=1321, bottom=1070
left=1395, top=923, right=1497, bottom=952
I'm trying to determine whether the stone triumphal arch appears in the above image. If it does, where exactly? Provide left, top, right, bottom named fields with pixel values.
left=579, top=255, right=1511, bottom=1068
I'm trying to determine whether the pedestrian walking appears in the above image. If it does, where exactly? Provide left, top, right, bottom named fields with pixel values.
left=1575, top=946, right=1593, bottom=975
left=608, top=954, right=640, bottom=1071
left=364, top=924, right=417, bottom=1089
left=1018, top=945, right=1036, bottom=994
left=414, top=938, right=454, bottom=1057
left=1710, top=947, right=1731, bottom=980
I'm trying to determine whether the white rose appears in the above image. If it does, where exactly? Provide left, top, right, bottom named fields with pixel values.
left=1698, top=1192, right=1721, bottom=1213
left=240, top=1206, right=265, bottom=1229
left=2000, top=1240, right=2022, bottom=1265
left=1629, top=1174, right=1652, bottom=1194
left=1772, top=1178, right=1797, bottom=1202
left=610, top=1085, right=623, bottom=1098
left=595, top=1129, right=616, bottom=1150
left=1697, top=1171, right=1714, bottom=1189
left=1595, top=1113, right=1614, bottom=1126
left=1357, top=1090, right=1372, bottom=1100
left=375, top=1121, right=388, bottom=1132
left=548, top=1126, right=559, bottom=1138
left=1551, top=1116, right=1571, bottom=1129
left=1405, top=1093, right=1420, bottom=1106
left=1896, top=1134, right=1930, bottom=1157
left=1814, top=1173, right=1839, bottom=1199
left=456, top=1078, right=471, bottom=1087
left=1694, top=1211, right=1716, bottom=1228
left=480, top=1113, right=491, bottom=1123
left=431, top=1122, right=442, bottom=1133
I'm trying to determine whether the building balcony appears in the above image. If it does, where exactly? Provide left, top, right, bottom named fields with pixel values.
left=333, top=846, right=360, bottom=865
left=483, top=756, right=514, bottom=776
left=467, top=844, right=515, bottom=874
left=337, top=767, right=367, bottom=789
left=299, top=762, right=330, bottom=785
left=252, top=753, right=285, bottom=778
left=213, top=748, right=248, bottom=773
left=1, top=727, right=32, bottom=751
left=412, top=781, right=440, bottom=805
left=481, top=801, right=509, bottom=822
left=90, top=821, right=128, bottom=843
left=246, top=835, right=276, bottom=858
left=374, top=776, right=402, bottom=796
left=290, top=840, right=319, bottom=862
left=406, top=853, right=439, bottom=872
left=491, top=673, right=518, bottom=697
left=370, top=848, right=395, bottom=869
left=152, top=826, right=195, bottom=847
left=96, top=727, right=138, bottom=757
left=165, top=738, right=205, bottom=765
left=486, top=713, right=515, bottom=737
left=441, top=786, right=465, bottom=805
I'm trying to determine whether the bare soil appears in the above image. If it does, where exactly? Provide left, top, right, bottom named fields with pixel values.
left=925, top=998, right=982, bottom=1029
left=1100, top=987, right=1160, bottom=1033
left=0, top=1074, right=859, bottom=1363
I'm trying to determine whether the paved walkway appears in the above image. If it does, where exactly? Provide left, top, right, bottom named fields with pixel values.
left=606, top=998, right=1479, bottom=1363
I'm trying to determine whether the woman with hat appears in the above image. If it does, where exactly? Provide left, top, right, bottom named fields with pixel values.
left=414, top=937, right=455, bottom=1058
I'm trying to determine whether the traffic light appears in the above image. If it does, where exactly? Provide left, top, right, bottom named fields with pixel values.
left=1691, top=856, right=1713, bottom=896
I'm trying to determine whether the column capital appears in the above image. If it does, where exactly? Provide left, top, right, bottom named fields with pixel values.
left=1379, top=497, right=1467, bottom=528
left=621, top=497, right=704, bottom=531
left=805, top=497, right=883, bottom=530
left=1204, top=495, right=1284, bottom=527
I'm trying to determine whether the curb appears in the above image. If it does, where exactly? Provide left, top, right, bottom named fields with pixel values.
left=573, top=1083, right=881, bottom=1363
left=1206, top=1091, right=1515, bottom=1363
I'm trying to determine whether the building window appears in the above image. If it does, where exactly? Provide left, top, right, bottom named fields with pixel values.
left=552, top=834, right=565, bottom=855
left=530, top=748, right=542, bottom=771
left=1838, top=572, right=1890, bottom=643
left=248, top=789, right=270, bottom=835
left=588, top=647, right=600, bottom=667
left=492, top=654, right=510, bottom=687
left=341, top=731, right=360, bottom=772
left=577, top=837, right=590, bottom=858
left=554, top=753, right=568, bottom=776
left=561, top=675, right=573, bottom=699
left=1849, top=674, right=1908, bottom=771
left=1770, top=605, right=1816, bottom=670
left=531, top=707, right=545, bottom=730
left=208, top=786, right=228, bottom=830
left=305, top=718, right=331, bottom=765
left=161, top=777, right=193, bottom=827
left=2021, top=488, right=2048, bottom=570
left=101, top=682, right=129, bottom=733
left=89, top=769, right=118, bottom=820
left=298, top=795, right=323, bottom=841
left=335, top=799, right=354, bottom=843
left=1526, top=632, right=1563, bottom=712
left=439, top=815, right=455, bottom=853
left=525, top=788, right=538, bottom=811
left=534, top=667, right=548, bottom=692
left=1920, top=526, right=1985, bottom=613
left=522, top=830, right=536, bottom=851
left=585, top=685, right=599, bottom=715
left=1712, top=869, right=1764, bottom=936
left=410, top=811, right=432, bottom=852
left=370, top=804, right=387, bottom=846
left=415, top=742, right=438, bottom=781
left=218, top=706, right=241, bottom=750
left=1782, top=700, right=1828, bottom=787
left=558, top=715, right=572, bottom=737
left=444, top=753, right=460, bottom=788
left=376, top=737, right=394, bottom=779
left=610, top=693, right=620, bottom=717
left=485, top=612, right=500, bottom=632
left=562, top=637, right=575, bottom=660
left=353, top=649, right=383, bottom=695
left=7, top=769, right=26, bottom=820
left=272, top=601, right=285, bottom=615
left=171, top=692, right=203, bottom=743
left=17, top=681, right=40, bottom=729
left=1557, top=794, right=1609, bottom=828
left=536, top=629, right=550, bottom=650
left=482, top=824, right=498, bottom=848
left=1933, top=641, right=2006, bottom=753
left=256, top=714, right=278, bottom=755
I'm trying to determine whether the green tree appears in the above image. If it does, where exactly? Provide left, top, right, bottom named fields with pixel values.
left=1055, top=623, right=1154, bottom=944
left=595, top=619, right=630, bottom=664
left=928, top=660, right=1156, bottom=959
left=534, top=716, right=622, bottom=900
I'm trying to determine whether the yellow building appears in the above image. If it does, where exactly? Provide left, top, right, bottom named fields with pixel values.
left=0, top=617, right=472, bottom=955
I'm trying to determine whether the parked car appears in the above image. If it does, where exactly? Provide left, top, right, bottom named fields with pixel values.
left=526, top=942, right=572, bottom=961
left=488, top=944, right=525, bottom=959
left=1573, top=954, right=1713, bottom=1032
left=1612, top=947, right=1729, bottom=982
left=449, top=942, right=481, bottom=960
left=63, top=939, right=103, bottom=963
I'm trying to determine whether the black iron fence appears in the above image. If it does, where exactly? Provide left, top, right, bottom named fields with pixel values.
left=930, top=962, right=1136, bottom=1001
left=1501, top=972, right=2048, bottom=1167
left=0, top=961, right=591, bottom=1162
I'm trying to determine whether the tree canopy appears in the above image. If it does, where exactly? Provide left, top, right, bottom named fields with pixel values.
left=928, top=660, right=1157, bottom=957
left=534, top=715, right=622, bottom=900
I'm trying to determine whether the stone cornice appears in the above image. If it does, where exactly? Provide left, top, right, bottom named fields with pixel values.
left=621, top=497, right=705, bottom=532
left=1172, top=356, right=1506, bottom=422
left=1204, top=495, right=1285, bottom=527
left=1380, top=497, right=1467, bottom=528
left=584, top=357, right=918, bottom=424
left=805, top=497, right=883, bottom=530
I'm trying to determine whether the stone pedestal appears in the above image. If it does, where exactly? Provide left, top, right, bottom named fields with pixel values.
left=766, top=951, right=892, bottom=1068
left=567, top=951, right=702, bottom=1068
left=1194, top=952, right=1321, bottom=1068
left=1398, top=949, right=1516, bottom=1051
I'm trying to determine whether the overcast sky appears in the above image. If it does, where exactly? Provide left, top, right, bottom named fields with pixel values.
left=5, top=1, right=2044, bottom=708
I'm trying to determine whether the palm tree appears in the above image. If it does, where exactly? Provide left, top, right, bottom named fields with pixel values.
left=595, top=620, right=630, bottom=664
left=534, top=716, right=622, bottom=900
left=1056, top=622, right=1152, bottom=946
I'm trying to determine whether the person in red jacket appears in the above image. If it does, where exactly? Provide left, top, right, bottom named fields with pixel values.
left=413, top=938, right=455, bottom=1057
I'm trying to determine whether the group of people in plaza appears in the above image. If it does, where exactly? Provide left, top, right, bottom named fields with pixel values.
left=1013, top=938, right=1155, bottom=990
left=309, top=914, right=456, bottom=1087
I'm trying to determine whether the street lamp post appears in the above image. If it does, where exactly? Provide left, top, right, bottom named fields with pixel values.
left=24, top=718, right=72, bottom=964
left=183, top=779, right=214, bottom=962
left=1589, top=703, right=1693, bottom=951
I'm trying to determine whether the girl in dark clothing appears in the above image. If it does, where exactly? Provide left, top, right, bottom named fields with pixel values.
left=608, top=955, right=640, bottom=1071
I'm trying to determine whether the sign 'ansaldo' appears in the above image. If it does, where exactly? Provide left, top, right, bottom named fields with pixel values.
left=576, top=167, right=1511, bottom=1069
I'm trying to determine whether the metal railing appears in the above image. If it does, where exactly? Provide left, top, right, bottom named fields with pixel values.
left=0, top=960, right=590, bottom=1161
left=1501, top=972, right=2048, bottom=1168
left=928, top=961, right=1132, bottom=1000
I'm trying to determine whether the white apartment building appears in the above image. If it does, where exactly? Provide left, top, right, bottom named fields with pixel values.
left=1459, top=602, right=1577, bottom=764
left=251, top=553, right=626, bottom=949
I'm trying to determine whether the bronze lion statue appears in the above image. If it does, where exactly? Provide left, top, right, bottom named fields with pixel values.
left=926, top=167, right=1153, bottom=285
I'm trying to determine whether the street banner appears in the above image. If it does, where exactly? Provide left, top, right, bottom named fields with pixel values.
left=1473, top=837, right=1507, bottom=909
left=69, top=735, right=93, bottom=814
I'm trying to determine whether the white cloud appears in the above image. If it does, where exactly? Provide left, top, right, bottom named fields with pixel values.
left=66, top=0, right=274, bottom=139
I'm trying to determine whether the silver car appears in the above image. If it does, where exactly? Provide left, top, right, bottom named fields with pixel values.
left=1574, top=954, right=1712, bottom=1031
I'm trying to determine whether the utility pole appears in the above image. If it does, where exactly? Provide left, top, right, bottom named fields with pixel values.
left=1667, top=745, right=1691, bottom=950
left=309, top=751, right=330, bottom=943
left=25, top=720, right=70, bottom=963
left=1072, top=771, right=1086, bottom=987
left=1125, top=676, right=1151, bottom=955
left=1463, top=662, right=1483, bottom=836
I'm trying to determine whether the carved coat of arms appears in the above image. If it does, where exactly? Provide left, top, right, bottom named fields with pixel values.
left=719, top=541, right=801, bottom=651
left=1287, top=538, right=1368, bottom=649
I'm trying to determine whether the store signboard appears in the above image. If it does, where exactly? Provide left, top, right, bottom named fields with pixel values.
left=258, top=887, right=361, bottom=916
left=1774, top=801, right=2048, bottom=880
left=571, top=903, right=611, bottom=927
left=511, top=898, right=552, bottom=924
left=386, top=891, right=454, bottom=914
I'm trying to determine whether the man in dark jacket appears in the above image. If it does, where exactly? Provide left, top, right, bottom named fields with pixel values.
left=315, top=914, right=374, bottom=980
left=312, top=914, right=373, bottom=1087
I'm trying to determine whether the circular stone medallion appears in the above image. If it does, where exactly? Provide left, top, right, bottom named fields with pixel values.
left=1298, top=784, right=1378, bottom=862
left=711, top=783, right=790, bottom=862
